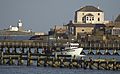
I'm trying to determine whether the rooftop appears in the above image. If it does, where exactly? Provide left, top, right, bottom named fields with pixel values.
left=115, top=14, right=120, bottom=22
left=71, top=24, right=95, bottom=27
left=76, top=6, right=103, bottom=12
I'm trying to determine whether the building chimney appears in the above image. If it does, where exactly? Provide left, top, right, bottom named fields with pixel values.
left=97, top=6, right=100, bottom=9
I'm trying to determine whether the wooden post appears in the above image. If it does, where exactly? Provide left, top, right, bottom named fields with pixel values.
left=97, top=60, right=100, bottom=70
left=34, top=48, right=38, bottom=53
left=5, top=47, right=10, bottom=53
left=12, top=48, right=17, bottom=53
left=29, top=48, right=31, bottom=53
left=37, top=57, right=39, bottom=66
left=113, top=61, right=116, bottom=70
left=9, top=57, right=13, bottom=65
left=89, top=57, right=93, bottom=69
left=83, top=59, right=87, bottom=69
left=0, top=51, right=3, bottom=65
left=22, top=48, right=24, bottom=53
left=27, top=51, right=30, bottom=66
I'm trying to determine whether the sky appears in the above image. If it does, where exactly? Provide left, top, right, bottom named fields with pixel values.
left=0, top=0, right=120, bottom=33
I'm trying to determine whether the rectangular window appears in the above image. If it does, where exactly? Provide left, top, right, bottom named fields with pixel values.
left=90, top=18, right=91, bottom=21
left=86, top=17, right=89, bottom=20
left=98, top=18, right=100, bottom=21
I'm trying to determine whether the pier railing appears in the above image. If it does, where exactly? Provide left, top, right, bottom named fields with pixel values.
left=0, top=40, right=120, bottom=49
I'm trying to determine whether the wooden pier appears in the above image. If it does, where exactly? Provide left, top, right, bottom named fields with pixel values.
left=0, top=51, right=120, bottom=70
left=0, top=40, right=120, bottom=70
left=0, top=40, right=120, bottom=49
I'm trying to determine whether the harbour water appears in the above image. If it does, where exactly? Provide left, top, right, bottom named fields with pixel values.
left=0, top=36, right=32, bottom=40
left=0, top=66, right=119, bottom=74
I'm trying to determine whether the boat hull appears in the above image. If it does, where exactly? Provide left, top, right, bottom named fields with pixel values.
left=53, top=48, right=84, bottom=57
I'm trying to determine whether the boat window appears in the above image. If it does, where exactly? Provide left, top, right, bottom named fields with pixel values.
left=70, top=45, right=79, bottom=47
left=63, top=49, right=75, bottom=52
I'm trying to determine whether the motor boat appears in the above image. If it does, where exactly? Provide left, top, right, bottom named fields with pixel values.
left=52, top=42, right=85, bottom=57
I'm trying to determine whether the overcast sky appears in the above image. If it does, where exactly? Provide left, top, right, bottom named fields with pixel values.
left=0, top=0, right=120, bottom=32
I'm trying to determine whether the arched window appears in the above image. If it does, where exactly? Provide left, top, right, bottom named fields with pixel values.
left=92, top=17, right=94, bottom=20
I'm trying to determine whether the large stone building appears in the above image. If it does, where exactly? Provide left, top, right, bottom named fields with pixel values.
left=67, top=6, right=107, bottom=38
left=49, top=6, right=108, bottom=40
left=74, top=6, right=104, bottom=24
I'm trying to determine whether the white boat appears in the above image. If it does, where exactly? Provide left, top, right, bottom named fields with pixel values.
left=53, top=42, right=85, bottom=57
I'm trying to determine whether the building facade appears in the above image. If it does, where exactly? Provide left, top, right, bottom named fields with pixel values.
left=74, top=6, right=104, bottom=24
left=111, top=27, right=120, bottom=36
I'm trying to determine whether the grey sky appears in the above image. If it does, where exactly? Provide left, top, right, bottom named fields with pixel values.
left=0, top=0, right=120, bottom=33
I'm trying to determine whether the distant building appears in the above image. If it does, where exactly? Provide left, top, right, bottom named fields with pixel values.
left=115, top=14, right=120, bottom=22
left=9, top=25, right=19, bottom=31
left=54, top=25, right=68, bottom=34
left=48, top=25, right=68, bottom=39
left=9, top=19, right=24, bottom=32
left=8, top=19, right=33, bottom=33
left=111, top=27, right=120, bottom=36
left=67, top=21, right=94, bottom=37
left=74, top=6, right=105, bottom=24
left=103, top=14, right=120, bottom=27
left=67, top=21, right=106, bottom=37
left=49, top=25, right=68, bottom=34
left=66, top=6, right=109, bottom=38
left=35, top=32, right=45, bottom=35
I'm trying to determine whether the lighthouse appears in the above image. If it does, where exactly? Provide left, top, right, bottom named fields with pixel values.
left=17, top=19, right=24, bottom=31
left=18, top=19, right=22, bottom=27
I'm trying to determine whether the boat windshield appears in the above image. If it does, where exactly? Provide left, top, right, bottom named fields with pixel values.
left=63, top=49, right=75, bottom=52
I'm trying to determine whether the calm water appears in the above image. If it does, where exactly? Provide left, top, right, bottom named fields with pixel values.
left=0, top=66, right=119, bottom=74
left=0, top=36, right=32, bottom=40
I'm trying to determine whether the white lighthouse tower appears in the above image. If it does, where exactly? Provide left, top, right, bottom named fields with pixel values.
left=18, top=19, right=23, bottom=27
left=17, top=19, right=24, bottom=31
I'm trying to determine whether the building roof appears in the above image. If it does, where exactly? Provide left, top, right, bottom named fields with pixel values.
left=115, top=14, right=120, bottom=22
left=72, top=24, right=95, bottom=27
left=77, top=6, right=103, bottom=12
